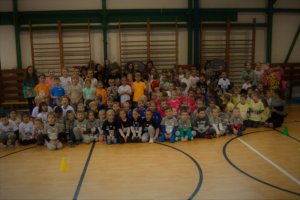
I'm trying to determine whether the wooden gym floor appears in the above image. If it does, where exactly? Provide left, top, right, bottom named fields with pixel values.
left=0, top=105, right=300, bottom=200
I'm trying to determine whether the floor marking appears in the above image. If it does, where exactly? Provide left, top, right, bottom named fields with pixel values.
left=238, top=138, right=300, bottom=185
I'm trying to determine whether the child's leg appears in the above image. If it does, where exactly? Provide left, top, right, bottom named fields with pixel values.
left=82, top=134, right=91, bottom=144
left=212, top=124, right=220, bottom=136
left=175, top=129, right=181, bottom=141
left=36, top=134, right=45, bottom=145
left=158, top=134, right=166, bottom=142
left=0, top=133, right=8, bottom=146
left=106, top=138, right=112, bottom=144
left=141, top=132, right=150, bottom=143
left=187, top=128, right=193, bottom=140
left=68, top=129, right=76, bottom=143
left=45, top=140, right=56, bottom=150
left=7, top=132, right=16, bottom=146
left=56, top=141, right=63, bottom=149
left=93, top=133, right=99, bottom=142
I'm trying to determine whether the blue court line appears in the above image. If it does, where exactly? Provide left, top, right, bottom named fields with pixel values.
left=0, top=145, right=36, bottom=159
left=73, top=141, right=96, bottom=200
left=156, top=143, right=203, bottom=200
left=223, top=130, right=300, bottom=196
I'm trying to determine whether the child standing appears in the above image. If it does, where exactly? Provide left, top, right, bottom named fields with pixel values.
left=0, top=113, right=18, bottom=147
left=118, top=76, right=132, bottom=106
left=95, top=81, right=108, bottom=104
left=50, top=77, right=65, bottom=106
left=68, top=76, right=83, bottom=108
left=82, top=79, right=95, bottom=105
left=44, top=112, right=63, bottom=150
left=218, top=71, right=231, bottom=93
left=168, top=91, right=181, bottom=116
left=177, top=109, right=193, bottom=141
left=18, top=112, right=35, bottom=145
left=132, top=71, right=147, bottom=106
left=229, top=107, right=245, bottom=136
left=34, top=74, right=51, bottom=100
left=159, top=106, right=178, bottom=143
left=107, top=78, right=118, bottom=101
left=59, top=68, right=72, bottom=94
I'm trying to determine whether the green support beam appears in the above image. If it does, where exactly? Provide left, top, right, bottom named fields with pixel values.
left=284, top=24, right=300, bottom=63
left=102, top=0, right=108, bottom=60
left=13, top=0, right=22, bottom=69
left=187, top=0, right=193, bottom=64
left=266, top=0, right=277, bottom=63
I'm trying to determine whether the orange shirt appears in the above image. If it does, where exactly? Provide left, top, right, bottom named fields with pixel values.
left=95, top=88, right=108, bottom=103
left=132, top=81, right=146, bottom=102
left=34, top=83, right=51, bottom=98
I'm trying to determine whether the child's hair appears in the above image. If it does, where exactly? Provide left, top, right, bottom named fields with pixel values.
left=54, top=106, right=63, bottom=114
left=38, top=101, right=48, bottom=113
left=87, top=110, right=95, bottom=118
left=39, top=73, right=46, bottom=78
left=0, top=113, right=8, bottom=119
left=132, top=108, right=140, bottom=115
left=240, top=94, right=247, bottom=99
left=198, top=106, right=206, bottom=113
left=261, top=99, right=268, bottom=107
left=106, top=109, right=115, bottom=116
left=66, top=110, right=74, bottom=117
left=180, top=108, right=188, bottom=114
left=219, top=104, right=227, bottom=112
left=21, top=112, right=30, bottom=119
left=224, top=94, right=231, bottom=102
left=119, top=109, right=127, bottom=117
left=165, top=106, right=172, bottom=112
left=47, top=112, right=56, bottom=119
left=34, top=118, right=43, bottom=125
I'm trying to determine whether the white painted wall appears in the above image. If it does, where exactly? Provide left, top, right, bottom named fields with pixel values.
left=0, top=26, right=17, bottom=69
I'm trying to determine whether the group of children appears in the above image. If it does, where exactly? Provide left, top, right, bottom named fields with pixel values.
left=0, top=64, right=287, bottom=150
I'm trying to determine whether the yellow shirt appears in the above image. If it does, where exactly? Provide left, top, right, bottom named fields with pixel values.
left=232, top=94, right=240, bottom=105
left=261, top=107, right=270, bottom=122
left=132, top=81, right=146, bottom=102
left=249, top=100, right=264, bottom=122
left=237, top=102, right=250, bottom=120
left=226, top=102, right=235, bottom=112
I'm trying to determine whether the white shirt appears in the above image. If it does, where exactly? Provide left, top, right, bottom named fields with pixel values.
left=60, top=76, right=72, bottom=92
left=0, top=120, right=18, bottom=134
left=32, top=106, right=53, bottom=118
left=218, top=78, right=231, bottom=90
left=118, top=85, right=132, bottom=104
left=61, top=105, right=75, bottom=118
left=19, top=121, right=34, bottom=140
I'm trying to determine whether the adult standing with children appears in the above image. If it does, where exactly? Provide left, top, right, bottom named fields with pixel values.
left=22, top=66, right=39, bottom=113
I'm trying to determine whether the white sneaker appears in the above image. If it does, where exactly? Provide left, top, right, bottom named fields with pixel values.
left=149, top=138, right=154, bottom=143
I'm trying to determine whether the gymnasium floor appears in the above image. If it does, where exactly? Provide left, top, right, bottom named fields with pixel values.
left=0, top=105, right=299, bottom=200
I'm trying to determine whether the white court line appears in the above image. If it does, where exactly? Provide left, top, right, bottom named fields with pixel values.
left=238, top=138, right=300, bottom=185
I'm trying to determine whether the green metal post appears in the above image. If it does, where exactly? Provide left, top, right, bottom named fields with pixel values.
left=284, top=24, right=300, bottom=63
left=102, top=0, right=108, bottom=60
left=13, top=0, right=22, bottom=68
left=187, top=0, right=193, bottom=64
left=266, top=0, right=276, bottom=63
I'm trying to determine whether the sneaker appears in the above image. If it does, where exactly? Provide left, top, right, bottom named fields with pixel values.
left=149, top=138, right=154, bottom=143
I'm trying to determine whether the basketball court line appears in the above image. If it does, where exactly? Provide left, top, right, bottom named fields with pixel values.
left=238, top=137, right=300, bottom=185
left=0, top=145, right=36, bottom=159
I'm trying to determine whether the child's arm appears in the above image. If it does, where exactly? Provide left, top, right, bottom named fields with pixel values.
left=130, top=126, right=137, bottom=138
left=118, top=128, right=126, bottom=138
left=138, top=127, right=142, bottom=138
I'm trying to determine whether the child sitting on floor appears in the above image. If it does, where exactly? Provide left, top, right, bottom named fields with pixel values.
left=177, top=109, right=193, bottom=141
left=18, top=112, right=35, bottom=145
left=159, top=106, right=178, bottom=143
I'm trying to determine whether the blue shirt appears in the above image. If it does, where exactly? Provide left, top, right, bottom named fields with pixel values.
left=51, top=86, right=65, bottom=105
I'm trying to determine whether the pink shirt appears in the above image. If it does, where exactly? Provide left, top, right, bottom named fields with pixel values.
left=168, top=99, right=181, bottom=116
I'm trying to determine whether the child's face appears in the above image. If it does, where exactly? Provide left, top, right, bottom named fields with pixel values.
left=145, top=111, right=152, bottom=120
left=34, top=121, right=43, bottom=129
left=127, top=74, right=133, bottom=81
left=119, top=111, right=127, bottom=120
left=77, top=113, right=85, bottom=121
left=107, top=100, right=113, bottom=108
left=23, top=115, right=30, bottom=123
left=62, top=69, right=68, bottom=76
left=209, top=102, right=215, bottom=108
left=171, top=93, right=177, bottom=100
left=54, top=79, right=60, bottom=86
left=87, top=71, right=93, bottom=78
left=72, top=78, right=79, bottom=85
left=252, top=94, right=259, bottom=102
left=135, top=73, right=141, bottom=81
left=188, top=91, right=194, bottom=97
left=161, top=101, right=167, bottom=108
left=199, top=75, right=205, bottom=82
left=55, top=112, right=62, bottom=119
left=212, top=109, right=219, bottom=117
left=61, top=98, right=68, bottom=106
left=39, top=76, right=46, bottom=83
left=121, top=78, right=127, bottom=85
left=168, top=84, right=174, bottom=91
left=199, top=111, right=206, bottom=118
left=221, top=72, right=226, bottom=78
left=150, top=103, right=156, bottom=111
left=132, top=111, right=139, bottom=119
left=78, top=105, right=85, bottom=112
left=166, top=109, right=173, bottom=117
left=10, top=112, right=17, bottom=119
left=0, top=117, right=9, bottom=125
left=47, top=115, right=56, bottom=124
left=42, top=105, right=48, bottom=112
left=233, top=109, right=240, bottom=118
left=196, top=100, right=204, bottom=107
left=107, top=112, right=114, bottom=121
left=109, top=79, right=115, bottom=86
left=138, top=101, right=144, bottom=108
left=88, top=113, right=95, bottom=121
left=90, top=103, right=97, bottom=111
left=113, top=103, right=120, bottom=111
left=181, top=112, right=189, bottom=120
left=48, top=70, right=54, bottom=77
left=123, top=102, right=130, bottom=110
left=85, top=81, right=91, bottom=87
left=98, top=111, right=106, bottom=119
left=97, top=82, right=103, bottom=89
left=240, top=97, right=246, bottom=104
left=67, top=113, right=75, bottom=120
